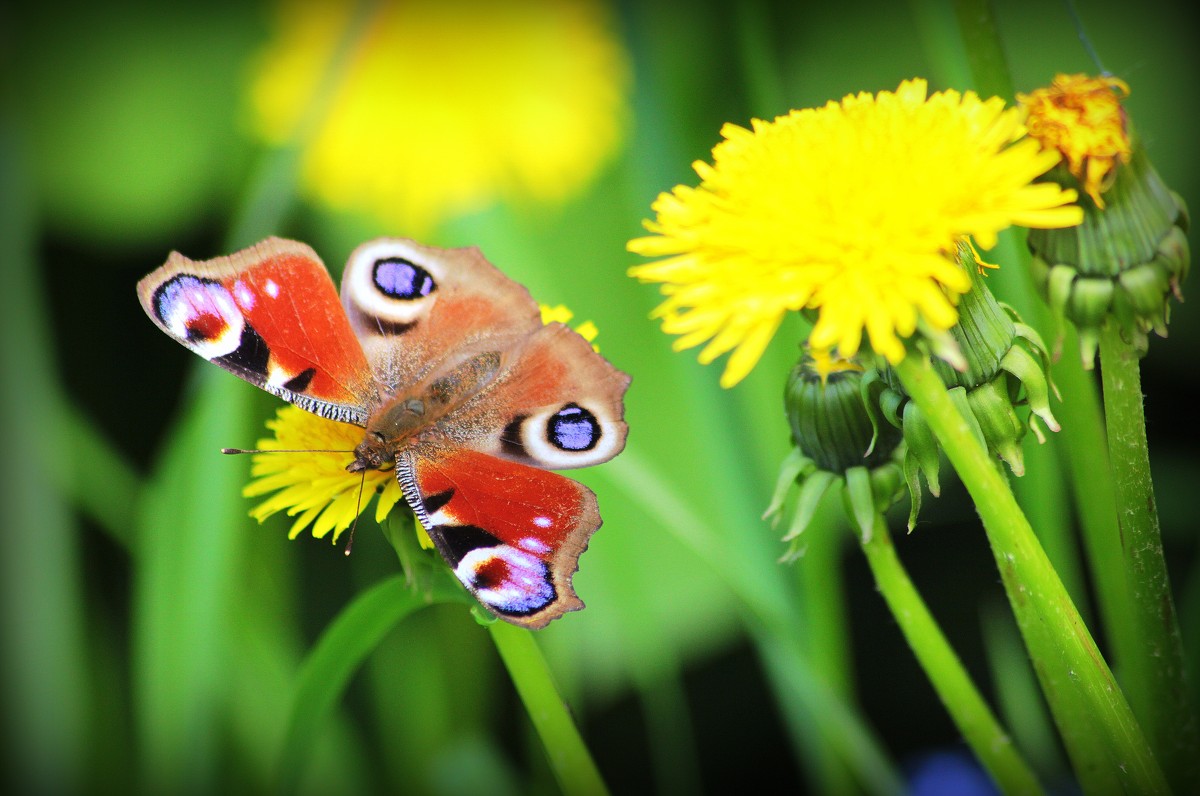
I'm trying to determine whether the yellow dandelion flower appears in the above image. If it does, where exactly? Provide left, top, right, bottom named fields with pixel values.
left=243, top=308, right=603, bottom=545
left=628, top=78, right=1082, bottom=387
left=1018, top=74, right=1132, bottom=209
left=243, top=406, right=409, bottom=545
left=247, top=0, right=629, bottom=233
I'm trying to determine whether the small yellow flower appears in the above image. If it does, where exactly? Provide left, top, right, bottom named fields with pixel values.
left=809, top=347, right=864, bottom=383
left=246, top=0, right=630, bottom=233
left=1018, top=74, right=1132, bottom=208
left=243, top=406, right=406, bottom=545
left=244, top=306, right=603, bottom=544
left=628, top=78, right=1082, bottom=387
left=541, top=303, right=599, bottom=350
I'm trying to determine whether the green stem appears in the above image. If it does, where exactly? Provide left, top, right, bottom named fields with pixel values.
left=1098, top=320, right=1199, bottom=788
left=487, top=622, right=609, bottom=796
left=893, top=355, right=1168, bottom=794
left=860, top=513, right=1043, bottom=795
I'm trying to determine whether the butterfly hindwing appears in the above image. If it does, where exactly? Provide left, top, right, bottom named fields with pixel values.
left=445, top=321, right=631, bottom=470
left=398, top=448, right=600, bottom=629
left=137, top=237, right=378, bottom=424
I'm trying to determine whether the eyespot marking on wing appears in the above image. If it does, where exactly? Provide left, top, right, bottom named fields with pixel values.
left=152, top=275, right=244, bottom=359
left=345, top=240, right=443, bottom=331
left=547, top=403, right=600, bottom=452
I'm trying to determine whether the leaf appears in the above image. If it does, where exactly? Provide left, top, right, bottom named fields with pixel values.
left=276, top=575, right=469, bottom=795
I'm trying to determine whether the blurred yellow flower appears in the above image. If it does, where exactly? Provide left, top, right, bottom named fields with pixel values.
left=247, top=0, right=629, bottom=232
left=628, top=79, right=1082, bottom=387
left=541, top=303, right=599, bottom=349
left=1019, top=74, right=1132, bottom=208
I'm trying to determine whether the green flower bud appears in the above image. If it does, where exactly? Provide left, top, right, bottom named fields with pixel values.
left=765, top=352, right=906, bottom=554
left=784, top=355, right=900, bottom=473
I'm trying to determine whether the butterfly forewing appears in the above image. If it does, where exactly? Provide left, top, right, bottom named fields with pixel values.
left=137, top=237, right=377, bottom=424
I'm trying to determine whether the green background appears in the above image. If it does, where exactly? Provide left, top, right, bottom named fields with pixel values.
left=3, top=0, right=1196, bottom=793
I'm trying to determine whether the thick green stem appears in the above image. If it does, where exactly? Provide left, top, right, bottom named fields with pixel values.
left=861, top=514, right=1043, bottom=795
left=1098, top=320, right=1199, bottom=788
left=488, top=622, right=609, bottom=796
left=893, top=355, right=1167, bottom=794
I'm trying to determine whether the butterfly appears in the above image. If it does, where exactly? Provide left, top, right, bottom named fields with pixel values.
left=137, top=237, right=630, bottom=629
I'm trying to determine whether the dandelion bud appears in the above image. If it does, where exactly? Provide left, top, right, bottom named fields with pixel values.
left=784, top=355, right=900, bottom=473
left=1022, top=74, right=1189, bottom=365
left=764, top=352, right=905, bottom=550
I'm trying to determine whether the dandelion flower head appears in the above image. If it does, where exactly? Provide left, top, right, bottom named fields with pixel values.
left=247, top=0, right=630, bottom=233
left=629, top=78, right=1082, bottom=387
left=244, top=407, right=405, bottom=545
left=1018, top=74, right=1132, bottom=209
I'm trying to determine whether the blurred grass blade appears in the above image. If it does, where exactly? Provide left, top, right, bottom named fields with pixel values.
left=276, top=574, right=467, bottom=795
left=133, top=372, right=254, bottom=793
left=606, top=451, right=902, bottom=794
left=981, top=600, right=1064, bottom=779
left=57, top=399, right=141, bottom=549
left=634, top=665, right=702, bottom=796
left=0, top=115, right=89, bottom=796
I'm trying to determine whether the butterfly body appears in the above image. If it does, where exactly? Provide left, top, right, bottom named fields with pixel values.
left=138, top=237, right=629, bottom=628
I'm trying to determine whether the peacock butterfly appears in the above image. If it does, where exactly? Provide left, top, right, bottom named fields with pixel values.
left=137, top=237, right=630, bottom=629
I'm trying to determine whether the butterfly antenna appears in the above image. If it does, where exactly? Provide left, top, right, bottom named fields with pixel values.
left=344, top=469, right=368, bottom=556
left=221, top=447, right=354, bottom=455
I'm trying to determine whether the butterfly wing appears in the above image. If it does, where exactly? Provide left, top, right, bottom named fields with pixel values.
left=338, top=238, right=544, bottom=393
left=430, top=320, right=632, bottom=470
left=397, top=448, right=600, bottom=628
left=398, top=319, right=630, bottom=627
left=137, top=237, right=378, bottom=424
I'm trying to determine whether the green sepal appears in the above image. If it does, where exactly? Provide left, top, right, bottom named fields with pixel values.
left=964, top=376, right=1026, bottom=476
left=843, top=466, right=877, bottom=542
left=879, top=382, right=905, bottom=429
left=782, top=469, right=838, bottom=543
left=947, top=386, right=988, bottom=452
left=903, top=449, right=924, bottom=531
left=1000, top=343, right=1060, bottom=441
left=763, top=446, right=808, bottom=525
left=870, top=462, right=905, bottom=517
left=902, top=401, right=941, bottom=497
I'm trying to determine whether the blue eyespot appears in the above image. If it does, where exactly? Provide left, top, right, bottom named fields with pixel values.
left=548, top=403, right=599, bottom=452
left=373, top=257, right=436, bottom=300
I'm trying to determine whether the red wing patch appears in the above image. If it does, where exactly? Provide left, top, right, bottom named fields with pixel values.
left=397, top=448, right=600, bottom=629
